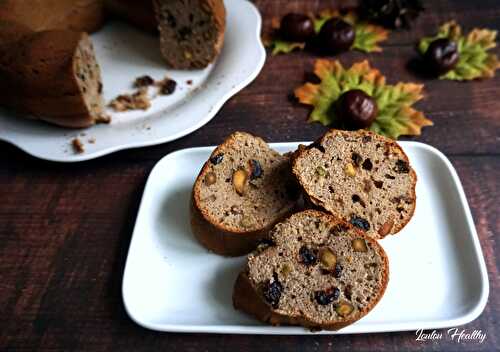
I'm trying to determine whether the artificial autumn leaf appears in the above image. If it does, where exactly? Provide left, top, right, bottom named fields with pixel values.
left=262, top=35, right=305, bottom=55
left=263, top=10, right=388, bottom=55
left=261, top=17, right=306, bottom=55
left=418, top=21, right=500, bottom=80
left=294, top=59, right=433, bottom=139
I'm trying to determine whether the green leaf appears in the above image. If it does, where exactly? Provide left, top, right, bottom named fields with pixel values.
left=294, top=59, right=433, bottom=139
left=418, top=21, right=500, bottom=80
left=268, top=39, right=305, bottom=55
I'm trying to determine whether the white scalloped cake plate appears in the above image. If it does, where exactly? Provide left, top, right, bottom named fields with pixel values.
left=122, top=141, right=489, bottom=334
left=0, top=0, right=265, bottom=162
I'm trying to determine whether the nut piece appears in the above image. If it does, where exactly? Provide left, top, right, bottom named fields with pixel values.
left=280, top=263, right=292, bottom=276
left=378, top=218, right=394, bottom=237
left=204, top=172, right=216, bottom=186
left=345, top=163, right=356, bottom=177
left=336, top=302, right=354, bottom=317
left=316, top=166, right=327, bottom=177
left=319, top=248, right=337, bottom=270
left=352, top=238, right=368, bottom=252
left=233, top=168, right=248, bottom=195
left=240, top=215, right=253, bottom=228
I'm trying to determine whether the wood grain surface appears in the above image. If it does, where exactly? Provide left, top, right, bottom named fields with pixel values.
left=1, top=0, right=499, bottom=350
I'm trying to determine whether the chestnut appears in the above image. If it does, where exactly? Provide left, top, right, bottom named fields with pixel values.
left=338, top=89, right=378, bottom=129
left=424, top=38, right=459, bottom=75
left=280, top=13, right=315, bottom=42
left=318, top=18, right=355, bottom=53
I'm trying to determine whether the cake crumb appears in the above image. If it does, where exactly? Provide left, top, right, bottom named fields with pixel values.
left=157, top=77, right=177, bottom=95
left=133, top=75, right=155, bottom=88
left=72, top=138, right=85, bottom=154
left=109, top=88, right=151, bottom=112
left=88, top=137, right=96, bottom=144
left=186, top=79, right=193, bottom=85
left=95, top=114, right=111, bottom=124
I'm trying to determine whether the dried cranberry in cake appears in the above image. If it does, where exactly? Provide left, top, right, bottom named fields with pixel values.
left=210, top=153, right=224, bottom=165
left=299, top=246, right=318, bottom=265
left=262, top=274, right=283, bottom=308
left=315, top=287, right=340, bottom=305
left=394, top=159, right=410, bottom=173
left=352, top=152, right=363, bottom=167
left=248, top=159, right=263, bottom=179
left=350, top=216, right=370, bottom=231
left=332, top=263, right=343, bottom=278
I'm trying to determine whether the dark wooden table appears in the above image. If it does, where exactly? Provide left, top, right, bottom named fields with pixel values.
left=1, top=0, right=499, bottom=350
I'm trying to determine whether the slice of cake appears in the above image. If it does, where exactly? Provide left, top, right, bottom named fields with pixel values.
left=233, top=210, right=389, bottom=331
left=190, top=132, right=300, bottom=257
left=292, top=129, right=417, bottom=239
left=153, top=0, right=226, bottom=69
left=0, top=30, right=106, bottom=128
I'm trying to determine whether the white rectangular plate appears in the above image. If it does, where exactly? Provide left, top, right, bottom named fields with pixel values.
left=122, top=142, right=489, bottom=334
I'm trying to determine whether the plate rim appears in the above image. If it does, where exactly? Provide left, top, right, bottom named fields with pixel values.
left=0, top=0, right=266, bottom=163
left=122, top=141, right=489, bottom=335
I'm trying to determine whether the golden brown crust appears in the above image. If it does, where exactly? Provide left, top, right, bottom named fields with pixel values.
left=233, top=210, right=390, bottom=331
left=190, top=132, right=297, bottom=257
left=0, top=31, right=97, bottom=128
left=104, top=0, right=157, bottom=33
left=0, top=0, right=105, bottom=33
left=292, top=129, right=417, bottom=239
